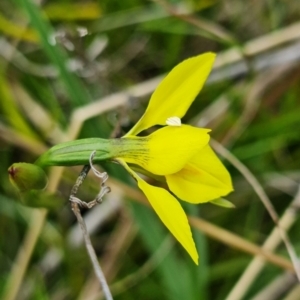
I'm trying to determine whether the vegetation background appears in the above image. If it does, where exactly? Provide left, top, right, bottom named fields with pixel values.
left=1, top=0, right=300, bottom=299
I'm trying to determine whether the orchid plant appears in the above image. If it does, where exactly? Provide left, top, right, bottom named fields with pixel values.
left=9, top=52, right=233, bottom=264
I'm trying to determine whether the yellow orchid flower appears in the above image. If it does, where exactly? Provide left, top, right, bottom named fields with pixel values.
left=115, top=52, right=233, bottom=264
left=28, top=52, right=233, bottom=264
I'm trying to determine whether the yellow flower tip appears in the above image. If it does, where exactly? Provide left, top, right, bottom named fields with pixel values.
left=194, top=254, right=199, bottom=265
left=118, top=159, right=199, bottom=264
left=189, top=245, right=199, bottom=265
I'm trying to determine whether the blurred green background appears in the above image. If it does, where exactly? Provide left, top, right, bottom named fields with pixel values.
left=1, top=0, right=300, bottom=299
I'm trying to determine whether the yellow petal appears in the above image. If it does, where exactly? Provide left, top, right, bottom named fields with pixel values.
left=118, top=159, right=198, bottom=264
left=166, top=145, right=233, bottom=203
left=126, top=52, right=216, bottom=136
left=121, top=125, right=210, bottom=176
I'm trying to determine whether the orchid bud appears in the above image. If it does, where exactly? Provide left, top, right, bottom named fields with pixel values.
left=8, top=163, right=48, bottom=192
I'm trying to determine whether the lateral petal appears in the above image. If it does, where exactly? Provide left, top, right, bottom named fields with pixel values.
left=121, top=125, right=210, bottom=176
left=166, top=145, right=233, bottom=203
left=119, top=159, right=199, bottom=264
left=125, top=53, right=216, bottom=136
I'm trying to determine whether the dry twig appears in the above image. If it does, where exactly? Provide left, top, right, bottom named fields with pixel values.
left=69, top=154, right=113, bottom=300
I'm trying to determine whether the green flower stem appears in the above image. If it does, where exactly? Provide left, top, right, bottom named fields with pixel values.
left=35, top=137, right=149, bottom=168
left=35, top=138, right=114, bottom=167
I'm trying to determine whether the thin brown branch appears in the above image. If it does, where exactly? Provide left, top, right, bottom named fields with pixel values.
left=71, top=203, right=113, bottom=300
left=69, top=163, right=113, bottom=300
